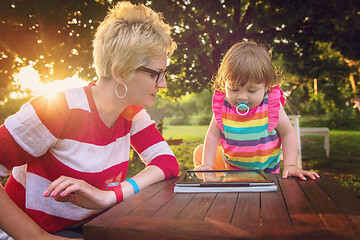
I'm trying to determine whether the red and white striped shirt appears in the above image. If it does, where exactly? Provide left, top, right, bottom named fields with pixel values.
left=0, top=83, right=179, bottom=233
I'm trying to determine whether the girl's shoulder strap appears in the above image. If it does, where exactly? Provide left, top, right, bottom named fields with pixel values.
left=212, top=90, right=225, bottom=131
left=268, top=85, right=285, bottom=132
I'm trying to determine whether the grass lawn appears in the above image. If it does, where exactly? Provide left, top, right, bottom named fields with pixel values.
left=301, top=130, right=360, bottom=196
left=162, top=125, right=208, bottom=141
left=162, top=125, right=207, bottom=172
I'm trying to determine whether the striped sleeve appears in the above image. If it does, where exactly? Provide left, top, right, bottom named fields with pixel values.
left=0, top=93, right=69, bottom=176
left=130, top=109, right=179, bottom=179
left=0, top=125, right=38, bottom=176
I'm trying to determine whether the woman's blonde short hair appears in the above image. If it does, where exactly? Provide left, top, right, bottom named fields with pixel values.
left=93, top=1, right=177, bottom=79
left=213, top=41, right=282, bottom=92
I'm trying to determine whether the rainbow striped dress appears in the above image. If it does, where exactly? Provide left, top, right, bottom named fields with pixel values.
left=213, top=86, right=285, bottom=173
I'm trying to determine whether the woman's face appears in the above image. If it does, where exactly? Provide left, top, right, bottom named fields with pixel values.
left=125, top=55, right=167, bottom=108
left=225, top=80, right=267, bottom=111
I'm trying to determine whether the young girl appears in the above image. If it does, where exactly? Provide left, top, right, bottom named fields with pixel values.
left=194, top=41, right=319, bottom=180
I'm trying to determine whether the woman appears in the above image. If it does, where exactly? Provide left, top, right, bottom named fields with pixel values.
left=0, top=1, right=178, bottom=239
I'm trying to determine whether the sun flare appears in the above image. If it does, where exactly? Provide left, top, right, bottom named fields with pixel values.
left=13, top=65, right=90, bottom=99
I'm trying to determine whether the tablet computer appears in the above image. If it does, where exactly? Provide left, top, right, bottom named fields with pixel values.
left=175, top=169, right=275, bottom=187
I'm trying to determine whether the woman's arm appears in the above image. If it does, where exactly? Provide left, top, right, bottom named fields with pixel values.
left=121, top=165, right=165, bottom=199
left=130, top=109, right=179, bottom=180
left=0, top=115, right=80, bottom=239
left=44, top=107, right=180, bottom=209
left=43, top=165, right=165, bottom=209
left=277, top=106, right=320, bottom=180
left=0, top=184, right=77, bottom=240
left=0, top=184, right=46, bottom=240
left=194, top=116, right=221, bottom=170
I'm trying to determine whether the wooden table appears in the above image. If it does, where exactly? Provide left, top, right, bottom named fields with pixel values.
left=84, top=174, right=360, bottom=239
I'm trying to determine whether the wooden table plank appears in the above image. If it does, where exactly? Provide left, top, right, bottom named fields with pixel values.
left=128, top=180, right=176, bottom=218
left=204, top=192, right=238, bottom=223
left=85, top=216, right=360, bottom=240
left=176, top=193, right=217, bottom=221
left=93, top=215, right=255, bottom=240
left=152, top=192, right=195, bottom=219
left=261, top=176, right=292, bottom=227
left=84, top=174, right=360, bottom=240
left=88, top=177, right=176, bottom=225
left=316, top=174, right=360, bottom=226
left=298, top=176, right=357, bottom=229
left=278, top=176, right=324, bottom=227
left=231, top=193, right=260, bottom=227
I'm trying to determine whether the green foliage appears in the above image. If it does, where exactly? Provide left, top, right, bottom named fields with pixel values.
left=126, top=149, right=146, bottom=180
left=152, top=0, right=360, bottom=101
left=279, top=41, right=356, bottom=116
left=168, top=141, right=202, bottom=173
left=194, top=114, right=212, bottom=126
left=0, top=96, right=31, bottom=124
left=126, top=125, right=208, bottom=178
left=0, top=0, right=108, bottom=96
left=150, top=89, right=212, bottom=125
left=334, top=174, right=360, bottom=197
left=162, top=125, right=207, bottom=172
left=1, top=0, right=359, bottom=106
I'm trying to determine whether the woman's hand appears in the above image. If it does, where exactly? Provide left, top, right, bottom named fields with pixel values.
left=282, top=165, right=320, bottom=180
left=42, top=176, right=116, bottom=210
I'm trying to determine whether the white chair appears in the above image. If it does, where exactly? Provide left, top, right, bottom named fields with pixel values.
left=287, top=115, right=331, bottom=168
left=287, top=115, right=302, bottom=168
left=300, top=127, right=330, bottom=157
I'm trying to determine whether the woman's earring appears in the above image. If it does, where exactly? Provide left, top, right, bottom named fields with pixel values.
left=115, top=82, right=127, bottom=98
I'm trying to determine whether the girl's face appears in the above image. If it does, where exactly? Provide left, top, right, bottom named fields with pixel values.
left=225, top=80, right=267, bottom=111
left=125, top=54, right=167, bottom=108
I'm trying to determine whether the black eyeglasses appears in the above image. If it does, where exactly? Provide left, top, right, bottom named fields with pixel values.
left=136, top=66, right=168, bottom=84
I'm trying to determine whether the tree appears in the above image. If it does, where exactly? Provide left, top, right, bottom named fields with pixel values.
left=1, top=0, right=359, bottom=111
left=0, top=0, right=110, bottom=101
left=151, top=0, right=360, bottom=103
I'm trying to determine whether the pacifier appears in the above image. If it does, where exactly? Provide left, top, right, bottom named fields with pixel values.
left=235, top=102, right=249, bottom=115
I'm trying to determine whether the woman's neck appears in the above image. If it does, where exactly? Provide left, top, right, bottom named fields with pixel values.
left=92, top=77, right=128, bottom=128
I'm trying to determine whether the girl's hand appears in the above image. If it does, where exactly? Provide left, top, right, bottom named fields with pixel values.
left=193, top=164, right=216, bottom=181
left=42, top=176, right=116, bottom=210
left=282, top=165, right=320, bottom=180
left=194, top=164, right=212, bottom=171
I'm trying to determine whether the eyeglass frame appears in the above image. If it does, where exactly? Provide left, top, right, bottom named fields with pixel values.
left=136, top=66, right=168, bottom=84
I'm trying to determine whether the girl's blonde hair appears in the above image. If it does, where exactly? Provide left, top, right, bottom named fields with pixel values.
left=93, top=1, right=177, bottom=79
left=213, top=41, right=282, bottom=91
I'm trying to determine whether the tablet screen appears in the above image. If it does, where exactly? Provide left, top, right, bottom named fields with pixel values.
left=181, top=170, right=270, bottom=184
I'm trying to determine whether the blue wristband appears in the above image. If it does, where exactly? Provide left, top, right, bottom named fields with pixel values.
left=126, top=179, right=139, bottom=194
